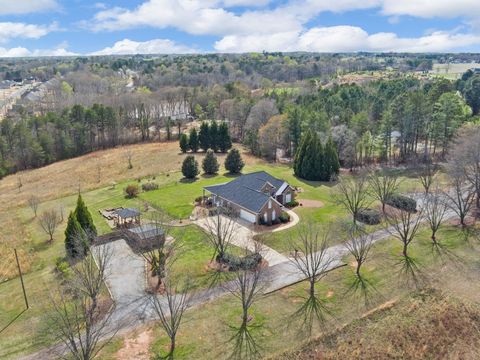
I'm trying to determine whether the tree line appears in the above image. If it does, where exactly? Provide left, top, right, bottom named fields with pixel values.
left=179, top=121, right=232, bottom=154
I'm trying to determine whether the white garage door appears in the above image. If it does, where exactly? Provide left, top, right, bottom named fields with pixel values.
left=240, top=209, right=256, bottom=223
left=285, top=193, right=292, bottom=203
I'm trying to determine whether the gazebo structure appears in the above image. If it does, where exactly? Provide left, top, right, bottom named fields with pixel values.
left=113, top=208, right=141, bottom=228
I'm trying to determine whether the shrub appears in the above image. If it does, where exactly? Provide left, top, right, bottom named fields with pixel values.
left=279, top=211, right=291, bottom=223
left=355, top=208, right=381, bottom=225
left=142, top=182, right=159, bottom=191
left=55, top=257, right=72, bottom=278
left=386, top=194, right=417, bottom=213
left=179, top=133, right=189, bottom=153
left=221, top=252, right=262, bottom=271
left=194, top=196, right=203, bottom=203
left=285, top=200, right=299, bottom=208
left=182, top=155, right=199, bottom=179
left=125, top=184, right=140, bottom=198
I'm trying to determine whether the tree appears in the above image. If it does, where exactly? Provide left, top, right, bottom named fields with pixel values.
left=419, top=161, right=437, bottom=195
left=124, top=184, right=139, bottom=198
left=39, top=209, right=60, bottom=243
left=64, top=212, right=86, bottom=258
left=74, top=194, right=97, bottom=236
left=335, top=175, right=371, bottom=226
left=125, top=150, right=133, bottom=169
left=344, top=226, right=374, bottom=278
left=202, top=149, right=219, bottom=175
left=204, top=208, right=237, bottom=263
left=368, top=170, right=400, bottom=213
left=289, top=223, right=335, bottom=333
left=28, top=195, right=40, bottom=217
left=217, top=121, right=232, bottom=153
left=47, top=245, right=119, bottom=360
left=149, top=278, right=191, bottom=359
left=189, top=128, right=199, bottom=153
left=181, top=155, right=199, bottom=179
left=198, top=121, right=210, bottom=152
left=423, top=189, right=448, bottom=245
left=444, top=174, right=475, bottom=227
left=464, top=75, right=480, bottom=115
left=324, top=137, right=340, bottom=180
left=179, top=133, right=189, bottom=153
left=385, top=208, right=423, bottom=259
left=210, top=121, right=219, bottom=152
left=225, top=148, right=244, bottom=174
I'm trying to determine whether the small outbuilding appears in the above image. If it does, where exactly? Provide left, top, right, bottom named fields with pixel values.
left=113, top=208, right=141, bottom=228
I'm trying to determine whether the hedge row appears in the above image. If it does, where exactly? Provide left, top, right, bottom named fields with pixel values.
left=355, top=208, right=381, bottom=225
left=386, top=194, right=417, bottom=213
left=221, top=253, right=262, bottom=271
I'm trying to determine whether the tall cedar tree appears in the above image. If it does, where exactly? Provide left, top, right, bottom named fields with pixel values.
left=198, top=122, right=210, bottom=152
left=218, top=122, right=232, bottom=153
left=210, top=121, right=219, bottom=152
left=324, top=137, right=340, bottom=180
left=225, top=148, right=244, bottom=174
left=294, top=131, right=310, bottom=178
left=179, top=133, right=189, bottom=153
left=182, top=155, right=199, bottom=179
left=189, top=128, right=199, bottom=153
left=65, top=212, right=86, bottom=258
left=74, top=194, right=97, bottom=236
left=202, top=149, right=219, bottom=175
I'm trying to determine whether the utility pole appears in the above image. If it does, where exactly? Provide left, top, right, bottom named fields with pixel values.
left=14, top=249, right=29, bottom=309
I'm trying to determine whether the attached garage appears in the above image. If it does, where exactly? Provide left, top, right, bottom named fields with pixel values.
left=240, top=209, right=256, bottom=223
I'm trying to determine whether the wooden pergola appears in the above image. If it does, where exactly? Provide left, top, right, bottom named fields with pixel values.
left=113, top=208, right=141, bottom=228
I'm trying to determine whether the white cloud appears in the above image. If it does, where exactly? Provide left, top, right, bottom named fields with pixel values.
left=221, top=0, right=271, bottom=6
left=0, top=22, right=59, bottom=43
left=0, top=0, right=58, bottom=15
left=91, top=38, right=196, bottom=55
left=381, top=0, right=480, bottom=18
left=214, top=26, right=480, bottom=53
left=0, top=44, right=77, bottom=58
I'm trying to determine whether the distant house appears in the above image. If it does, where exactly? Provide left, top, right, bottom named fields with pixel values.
left=203, top=171, right=295, bottom=224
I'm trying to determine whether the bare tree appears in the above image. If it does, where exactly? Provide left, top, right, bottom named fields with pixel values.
left=39, top=209, right=60, bottom=243
left=385, top=208, right=423, bottom=259
left=423, top=189, right=448, bottom=244
left=419, top=161, right=437, bottom=195
left=368, top=170, right=400, bottom=213
left=289, top=223, right=335, bottom=334
left=149, top=278, right=191, bottom=359
left=125, top=150, right=133, bottom=169
left=46, top=244, right=118, bottom=360
left=28, top=195, right=40, bottom=217
left=224, top=246, right=264, bottom=360
left=443, top=175, right=476, bottom=227
left=335, top=174, right=371, bottom=226
left=343, top=225, right=374, bottom=278
left=204, top=207, right=237, bottom=264
left=137, top=212, right=175, bottom=291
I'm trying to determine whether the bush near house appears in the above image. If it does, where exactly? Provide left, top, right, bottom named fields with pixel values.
left=386, top=194, right=417, bottom=213
left=285, top=200, right=299, bottom=208
left=279, top=211, right=291, bottom=223
left=355, top=208, right=381, bottom=225
left=222, top=252, right=262, bottom=271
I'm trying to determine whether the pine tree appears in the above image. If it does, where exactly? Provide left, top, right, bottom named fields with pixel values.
left=179, top=133, right=189, bottom=153
left=293, top=131, right=310, bottom=178
left=202, top=149, right=219, bottom=175
left=189, top=128, right=199, bottom=153
left=65, top=211, right=86, bottom=258
left=224, top=148, right=244, bottom=174
left=182, top=155, right=199, bottom=179
left=198, top=122, right=210, bottom=152
left=74, top=194, right=97, bottom=236
left=217, top=122, right=232, bottom=153
left=210, top=121, right=219, bottom=152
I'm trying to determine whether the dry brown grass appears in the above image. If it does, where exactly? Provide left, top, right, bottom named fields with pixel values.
left=277, top=290, right=480, bottom=360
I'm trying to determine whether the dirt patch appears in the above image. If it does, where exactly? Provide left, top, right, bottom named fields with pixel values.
left=298, top=199, right=324, bottom=208
left=116, top=327, right=153, bottom=360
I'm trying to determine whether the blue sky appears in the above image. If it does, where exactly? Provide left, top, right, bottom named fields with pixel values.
left=1, top=0, right=480, bottom=56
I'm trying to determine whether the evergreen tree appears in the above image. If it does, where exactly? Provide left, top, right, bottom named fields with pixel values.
left=202, top=149, right=219, bottom=175
left=293, top=131, right=311, bottom=178
left=179, top=133, right=189, bottom=153
left=324, top=137, right=340, bottom=181
left=210, top=121, right=219, bottom=152
left=198, top=122, right=210, bottom=152
left=288, top=107, right=302, bottom=154
left=189, top=128, right=199, bottom=153
left=217, top=122, right=232, bottom=153
left=74, top=194, right=97, bottom=236
left=224, top=148, right=244, bottom=174
left=65, top=212, right=86, bottom=258
left=182, top=155, right=199, bottom=179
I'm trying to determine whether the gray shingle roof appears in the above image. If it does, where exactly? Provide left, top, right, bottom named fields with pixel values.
left=114, top=208, right=141, bottom=218
left=204, top=171, right=286, bottom=214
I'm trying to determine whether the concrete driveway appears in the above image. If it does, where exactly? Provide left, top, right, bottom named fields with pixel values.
left=94, top=239, right=146, bottom=305
left=194, top=215, right=289, bottom=266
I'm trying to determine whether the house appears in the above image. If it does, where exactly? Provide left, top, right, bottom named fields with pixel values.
left=203, top=171, right=295, bottom=224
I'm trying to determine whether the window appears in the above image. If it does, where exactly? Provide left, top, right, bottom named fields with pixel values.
left=268, top=200, right=272, bottom=209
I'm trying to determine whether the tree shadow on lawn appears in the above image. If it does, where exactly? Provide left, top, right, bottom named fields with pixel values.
left=179, top=177, right=198, bottom=184
left=394, top=255, right=427, bottom=289
left=343, top=272, right=384, bottom=308
left=292, top=175, right=338, bottom=189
